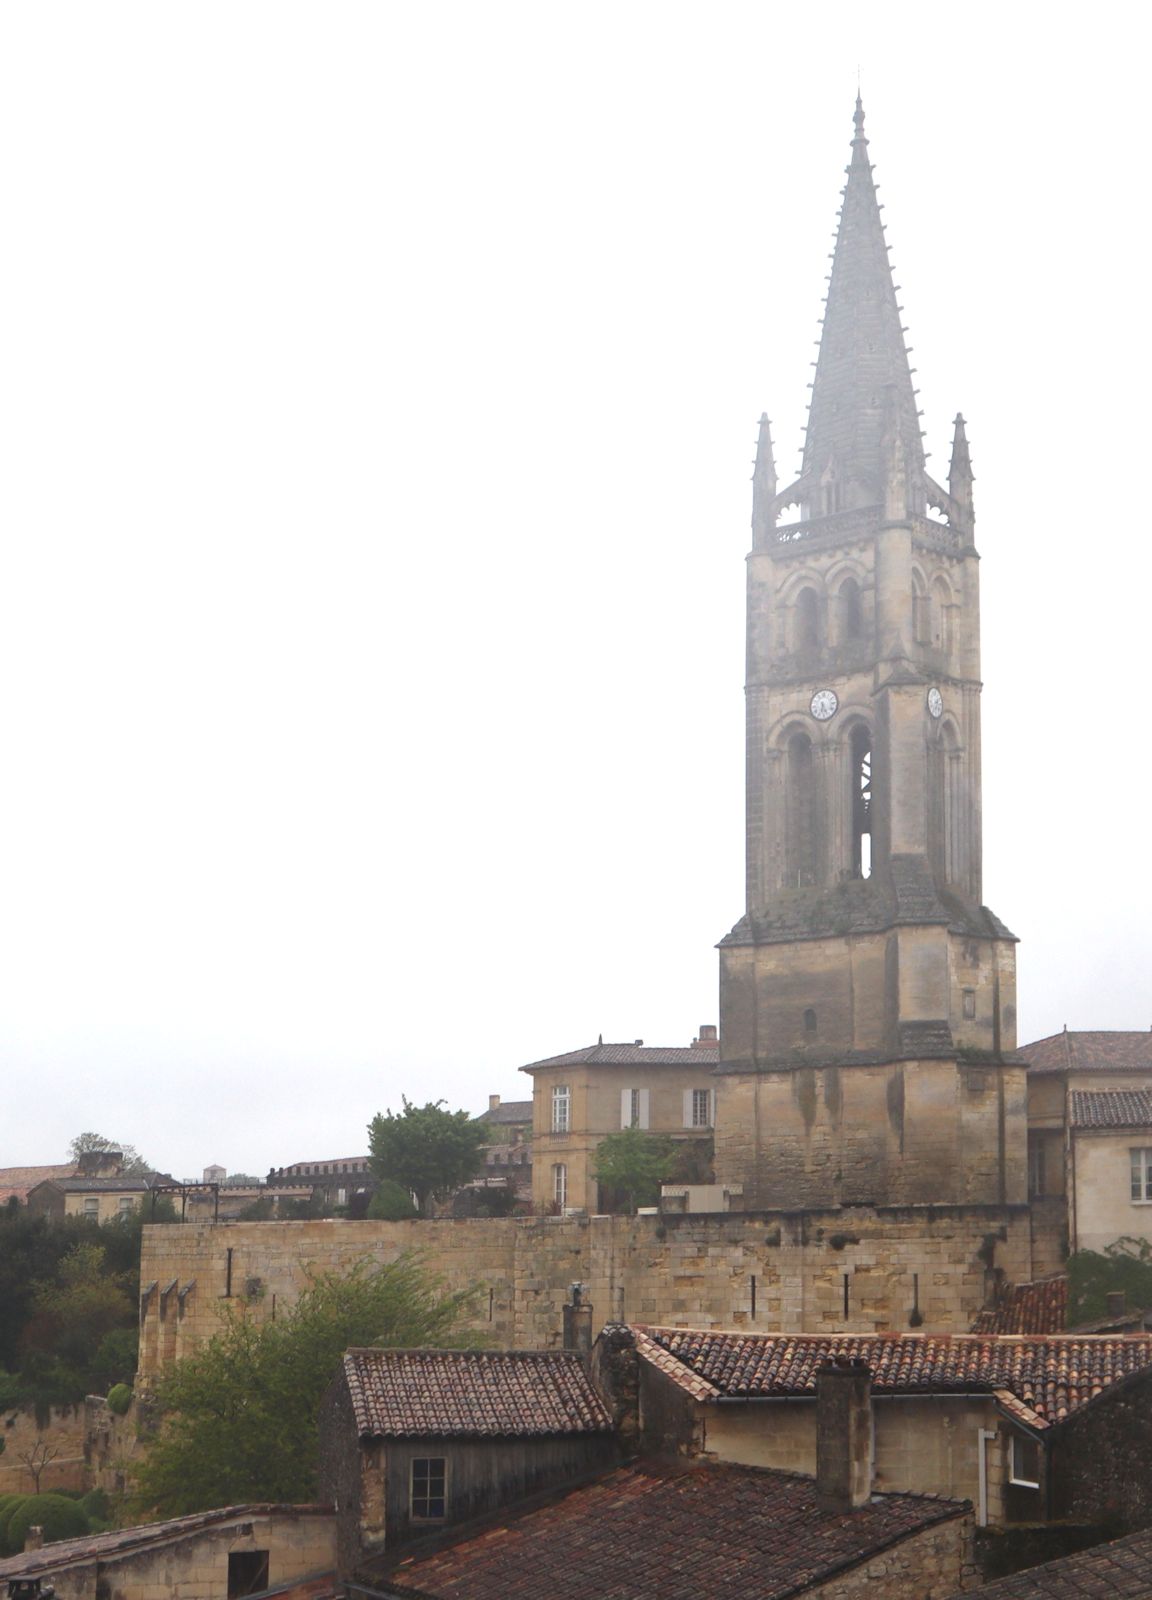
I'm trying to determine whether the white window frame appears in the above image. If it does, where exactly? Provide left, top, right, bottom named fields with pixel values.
left=1009, top=1433, right=1040, bottom=1489
left=683, top=1088, right=715, bottom=1129
left=620, top=1087, right=650, bottom=1130
left=552, top=1163, right=567, bottom=1210
left=1131, top=1148, right=1152, bottom=1202
left=551, top=1084, right=570, bottom=1133
left=83, top=1197, right=99, bottom=1217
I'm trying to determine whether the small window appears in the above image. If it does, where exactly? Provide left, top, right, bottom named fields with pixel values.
left=1009, top=1434, right=1040, bottom=1489
left=803, top=1008, right=817, bottom=1037
left=1131, top=1148, right=1152, bottom=1202
left=411, top=1456, right=447, bottom=1520
left=551, top=1084, right=571, bottom=1133
left=963, top=989, right=976, bottom=1020
left=227, top=1550, right=270, bottom=1598
left=84, top=1198, right=99, bottom=1217
left=691, top=1088, right=711, bottom=1128
left=118, top=1197, right=135, bottom=1214
left=552, top=1163, right=567, bottom=1210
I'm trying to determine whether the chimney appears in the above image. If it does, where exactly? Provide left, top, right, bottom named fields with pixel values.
left=694, top=1025, right=718, bottom=1046
left=488, top=1094, right=501, bottom=1113
left=562, top=1282, right=593, bottom=1355
left=24, top=1524, right=44, bottom=1552
left=1106, top=1290, right=1127, bottom=1320
left=816, top=1357, right=873, bottom=1512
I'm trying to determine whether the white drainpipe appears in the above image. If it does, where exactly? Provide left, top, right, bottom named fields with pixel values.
left=977, top=1428, right=998, bottom=1527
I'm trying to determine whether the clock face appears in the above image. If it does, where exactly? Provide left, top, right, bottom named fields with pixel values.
left=927, top=687, right=943, bottom=719
left=810, top=689, right=838, bottom=721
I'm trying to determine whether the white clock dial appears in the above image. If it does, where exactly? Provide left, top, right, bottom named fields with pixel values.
left=810, top=689, right=838, bottom=721
left=927, top=687, right=943, bottom=719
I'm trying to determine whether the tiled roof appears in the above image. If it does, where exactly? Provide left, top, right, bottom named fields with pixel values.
left=1071, top=1089, right=1152, bottom=1130
left=478, top=1100, right=533, bottom=1124
left=958, top=1522, right=1152, bottom=1598
left=1020, top=1031, right=1152, bottom=1076
left=519, top=1041, right=719, bottom=1072
left=341, top=1348, right=613, bottom=1438
left=633, top=1327, right=1152, bottom=1427
left=382, top=1462, right=967, bottom=1600
left=0, top=1163, right=75, bottom=1202
left=971, top=1277, right=1068, bottom=1335
left=0, top=1506, right=333, bottom=1582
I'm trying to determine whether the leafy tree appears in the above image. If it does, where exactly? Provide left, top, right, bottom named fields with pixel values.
left=367, top=1179, right=419, bottom=1221
left=7, top=1493, right=87, bottom=1550
left=131, top=1255, right=478, bottom=1516
left=367, top=1099, right=486, bottom=1215
left=592, top=1127, right=677, bottom=1214
left=1068, top=1237, right=1152, bottom=1324
left=68, top=1132, right=153, bottom=1178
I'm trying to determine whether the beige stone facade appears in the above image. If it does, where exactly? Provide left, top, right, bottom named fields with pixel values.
left=521, top=1034, right=719, bottom=1213
left=0, top=1403, right=88, bottom=1496
left=136, top=1207, right=1031, bottom=1379
left=0, top=1505, right=336, bottom=1600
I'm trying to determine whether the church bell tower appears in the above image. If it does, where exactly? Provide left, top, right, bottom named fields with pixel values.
left=715, top=101, right=1025, bottom=1210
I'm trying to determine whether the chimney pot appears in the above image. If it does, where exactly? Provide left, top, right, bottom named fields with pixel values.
left=696, top=1025, right=718, bottom=1045
left=634, top=1040, right=644, bottom=1047
left=563, top=1284, right=593, bottom=1354
left=489, top=1094, right=500, bottom=1113
left=24, top=1525, right=44, bottom=1552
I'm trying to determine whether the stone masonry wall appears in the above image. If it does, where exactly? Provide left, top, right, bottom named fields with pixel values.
left=808, top=1514, right=978, bottom=1599
left=0, top=1403, right=87, bottom=1495
left=137, top=1207, right=1032, bottom=1378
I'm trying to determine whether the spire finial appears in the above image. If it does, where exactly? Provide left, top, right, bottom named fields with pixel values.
left=853, top=92, right=866, bottom=142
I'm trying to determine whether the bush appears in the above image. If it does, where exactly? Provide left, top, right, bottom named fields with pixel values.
left=106, top=1383, right=133, bottom=1415
left=6, top=1494, right=89, bottom=1552
left=79, top=1488, right=110, bottom=1521
left=367, top=1180, right=418, bottom=1221
left=0, top=1497, right=31, bottom=1556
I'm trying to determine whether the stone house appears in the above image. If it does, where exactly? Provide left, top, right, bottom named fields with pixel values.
left=599, top=1324, right=1152, bottom=1530
left=368, top=1363, right=976, bottom=1599
left=1020, top=1030, right=1152, bottom=1262
left=265, top=1154, right=376, bottom=1211
left=25, top=1151, right=169, bottom=1223
left=0, top=1505, right=336, bottom=1600
left=520, top=1028, right=720, bottom=1213
left=317, top=1346, right=618, bottom=1576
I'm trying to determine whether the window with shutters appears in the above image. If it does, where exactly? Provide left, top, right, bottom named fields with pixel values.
left=691, top=1088, right=711, bottom=1128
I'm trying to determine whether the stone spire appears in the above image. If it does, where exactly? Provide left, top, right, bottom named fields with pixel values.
left=751, top=413, right=777, bottom=545
left=801, top=97, right=923, bottom=514
left=948, top=412, right=974, bottom=529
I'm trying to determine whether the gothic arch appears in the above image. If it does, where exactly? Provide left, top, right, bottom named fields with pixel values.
left=930, top=572, right=955, bottom=654
left=911, top=567, right=929, bottom=645
left=784, top=727, right=817, bottom=888
left=929, top=715, right=965, bottom=887
left=840, top=716, right=874, bottom=879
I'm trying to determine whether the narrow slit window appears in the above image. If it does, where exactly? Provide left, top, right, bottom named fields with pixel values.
left=804, top=1008, right=817, bottom=1037
left=850, top=725, right=872, bottom=879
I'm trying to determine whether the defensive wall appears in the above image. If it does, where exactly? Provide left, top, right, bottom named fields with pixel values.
left=138, top=1205, right=1032, bottom=1378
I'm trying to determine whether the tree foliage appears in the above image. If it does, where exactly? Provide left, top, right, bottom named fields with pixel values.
left=367, top=1179, right=419, bottom=1220
left=592, top=1128, right=677, bottom=1213
left=367, top=1099, right=486, bottom=1214
left=131, top=1254, right=479, bottom=1516
left=1068, top=1237, right=1152, bottom=1324
left=68, top=1132, right=152, bottom=1177
left=0, top=1210, right=144, bottom=1412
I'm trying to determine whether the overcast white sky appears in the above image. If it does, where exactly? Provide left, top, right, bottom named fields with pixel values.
left=1, top=4, right=1148, bottom=1182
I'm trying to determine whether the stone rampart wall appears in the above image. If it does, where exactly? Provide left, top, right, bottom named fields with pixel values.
left=137, top=1206, right=1032, bottom=1378
left=0, top=1403, right=87, bottom=1495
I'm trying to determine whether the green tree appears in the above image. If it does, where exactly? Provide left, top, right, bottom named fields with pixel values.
left=592, top=1127, right=676, bottom=1214
left=1068, top=1238, right=1152, bottom=1324
left=131, top=1255, right=478, bottom=1516
left=367, top=1179, right=419, bottom=1220
left=367, top=1099, right=486, bottom=1215
left=68, top=1132, right=152, bottom=1178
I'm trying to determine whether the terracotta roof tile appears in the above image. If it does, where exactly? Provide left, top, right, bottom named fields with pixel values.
left=383, top=1462, right=967, bottom=1600
left=342, top=1348, right=613, bottom=1438
left=519, top=1041, right=719, bottom=1072
left=1071, top=1089, right=1152, bottom=1130
left=1020, top=1031, right=1152, bottom=1076
left=633, top=1327, right=1152, bottom=1427
left=959, top=1521, right=1152, bottom=1598
left=971, top=1277, right=1068, bottom=1335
